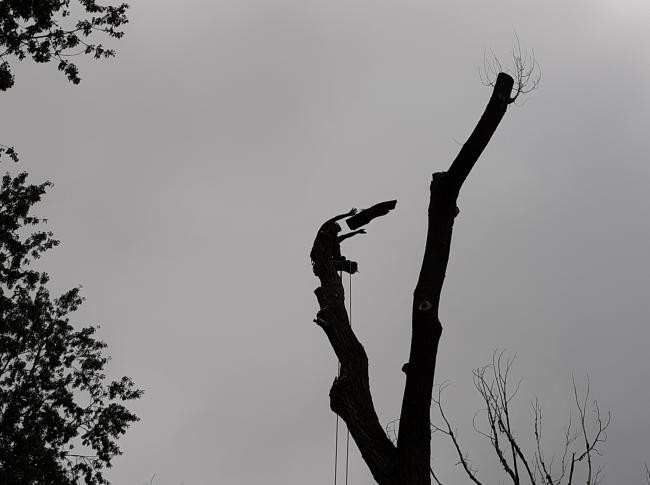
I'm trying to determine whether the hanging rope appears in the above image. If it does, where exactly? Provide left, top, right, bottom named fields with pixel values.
left=333, top=266, right=353, bottom=485
left=345, top=266, right=352, bottom=485
left=334, top=359, right=340, bottom=485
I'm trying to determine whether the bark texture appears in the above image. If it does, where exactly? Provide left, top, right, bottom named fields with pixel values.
left=310, top=72, right=514, bottom=485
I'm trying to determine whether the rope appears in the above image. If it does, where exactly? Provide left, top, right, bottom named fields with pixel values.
left=345, top=267, right=352, bottom=485
left=333, top=266, right=353, bottom=485
left=333, top=270, right=342, bottom=485
left=334, top=361, right=340, bottom=485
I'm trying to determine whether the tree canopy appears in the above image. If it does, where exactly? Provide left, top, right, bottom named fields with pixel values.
left=0, top=0, right=129, bottom=91
left=0, top=171, right=142, bottom=484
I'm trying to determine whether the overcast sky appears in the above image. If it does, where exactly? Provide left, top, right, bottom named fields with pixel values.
left=2, top=0, right=650, bottom=483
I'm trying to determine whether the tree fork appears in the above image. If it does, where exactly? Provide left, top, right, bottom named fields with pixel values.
left=310, top=73, right=514, bottom=485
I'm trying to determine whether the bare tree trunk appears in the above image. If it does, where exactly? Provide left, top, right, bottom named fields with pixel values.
left=310, top=72, right=514, bottom=485
left=397, top=71, right=514, bottom=483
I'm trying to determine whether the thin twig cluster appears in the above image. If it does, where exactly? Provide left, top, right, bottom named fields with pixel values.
left=480, top=35, right=541, bottom=104
left=431, top=352, right=611, bottom=485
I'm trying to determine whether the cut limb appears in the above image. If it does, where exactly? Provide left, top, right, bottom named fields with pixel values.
left=309, top=72, right=515, bottom=485
left=346, top=200, right=397, bottom=230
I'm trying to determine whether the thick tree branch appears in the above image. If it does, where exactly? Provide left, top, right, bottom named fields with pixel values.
left=396, top=73, right=514, bottom=484
left=311, top=206, right=399, bottom=484
left=448, top=73, right=514, bottom=190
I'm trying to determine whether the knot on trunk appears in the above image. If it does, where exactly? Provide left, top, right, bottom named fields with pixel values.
left=329, top=375, right=351, bottom=414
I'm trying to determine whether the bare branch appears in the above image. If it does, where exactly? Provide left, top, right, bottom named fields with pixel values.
left=430, top=466, right=445, bottom=485
left=433, top=384, right=484, bottom=485
left=569, top=375, right=611, bottom=485
left=568, top=454, right=576, bottom=485
left=436, top=354, right=612, bottom=485
left=534, top=399, right=558, bottom=485
left=473, top=353, right=536, bottom=485
left=473, top=364, right=519, bottom=483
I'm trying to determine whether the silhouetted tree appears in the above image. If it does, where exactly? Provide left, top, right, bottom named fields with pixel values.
left=0, top=0, right=128, bottom=90
left=432, top=353, right=610, bottom=485
left=310, top=62, right=537, bottom=484
left=0, top=172, right=142, bottom=484
left=0, top=0, right=129, bottom=162
left=0, top=5, right=137, bottom=481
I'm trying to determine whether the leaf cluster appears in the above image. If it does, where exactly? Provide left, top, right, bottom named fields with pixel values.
left=0, top=171, right=142, bottom=484
left=0, top=0, right=129, bottom=90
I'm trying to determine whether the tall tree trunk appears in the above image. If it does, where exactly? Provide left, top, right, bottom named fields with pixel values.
left=310, top=72, right=514, bottom=485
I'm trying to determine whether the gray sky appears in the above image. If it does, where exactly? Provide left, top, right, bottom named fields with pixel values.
left=2, top=0, right=650, bottom=483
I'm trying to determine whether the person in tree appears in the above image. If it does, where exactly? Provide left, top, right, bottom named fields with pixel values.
left=312, top=202, right=397, bottom=275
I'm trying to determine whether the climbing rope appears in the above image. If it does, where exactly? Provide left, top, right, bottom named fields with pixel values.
left=345, top=268, right=351, bottom=485
left=333, top=266, right=353, bottom=485
left=334, top=370, right=340, bottom=485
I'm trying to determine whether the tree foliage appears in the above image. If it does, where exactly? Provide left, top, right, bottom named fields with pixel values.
left=0, top=0, right=129, bottom=91
left=0, top=171, right=142, bottom=484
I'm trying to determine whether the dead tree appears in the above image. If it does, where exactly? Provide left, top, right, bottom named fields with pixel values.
left=309, top=71, right=519, bottom=485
